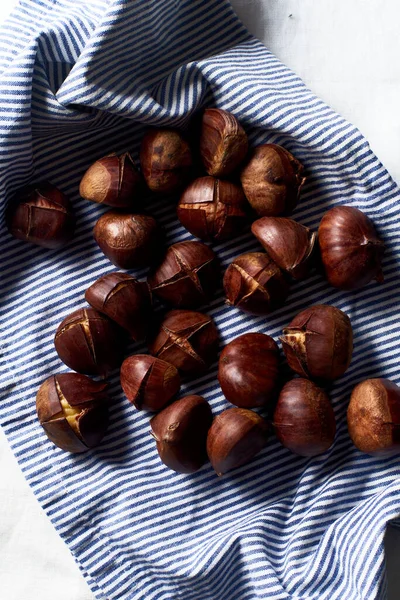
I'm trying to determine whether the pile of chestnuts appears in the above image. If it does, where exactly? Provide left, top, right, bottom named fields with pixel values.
left=9, top=105, right=397, bottom=476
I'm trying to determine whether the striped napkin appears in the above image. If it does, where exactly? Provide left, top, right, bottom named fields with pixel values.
left=0, top=1, right=399, bottom=599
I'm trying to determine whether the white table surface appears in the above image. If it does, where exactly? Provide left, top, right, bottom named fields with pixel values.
left=1, top=2, right=399, bottom=599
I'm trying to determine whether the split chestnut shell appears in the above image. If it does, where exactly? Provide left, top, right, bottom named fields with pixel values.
left=36, top=373, right=109, bottom=453
left=280, top=304, right=353, bottom=382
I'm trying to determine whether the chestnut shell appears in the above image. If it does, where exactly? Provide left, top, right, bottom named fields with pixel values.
left=120, top=354, right=180, bottom=411
left=93, top=211, right=161, bottom=269
left=54, top=307, right=123, bottom=377
left=251, top=217, right=316, bottom=280
left=140, top=129, right=193, bottom=193
left=177, top=176, right=248, bottom=242
left=223, top=252, right=289, bottom=315
left=240, top=144, right=305, bottom=217
left=280, top=304, right=353, bottom=382
left=218, top=333, right=280, bottom=408
left=318, top=206, right=385, bottom=290
left=274, top=378, right=336, bottom=456
left=148, top=309, right=219, bottom=374
left=6, top=182, right=75, bottom=249
left=148, top=241, right=220, bottom=308
left=150, top=395, right=213, bottom=473
left=79, top=153, right=142, bottom=208
left=36, top=373, right=109, bottom=453
left=200, top=108, right=248, bottom=177
left=85, top=272, right=152, bottom=341
left=347, top=378, right=400, bottom=456
left=207, top=408, right=269, bottom=475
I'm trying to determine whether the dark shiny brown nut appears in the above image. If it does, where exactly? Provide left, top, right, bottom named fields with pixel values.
left=140, top=129, right=193, bottom=193
left=347, top=379, right=400, bottom=456
left=207, top=408, right=269, bottom=475
left=223, top=252, right=289, bottom=315
left=120, top=354, right=180, bottom=411
left=200, top=108, right=248, bottom=177
left=280, top=304, right=353, bottom=382
left=6, top=182, right=75, bottom=249
left=177, top=176, right=248, bottom=242
left=93, top=211, right=162, bottom=269
left=218, top=333, right=279, bottom=408
left=240, top=144, right=305, bottom=217
left=54, top=308, right=123, bottom=377
left=148, top=309, right=219, bottom=375
left=148, top=241, right=219, bottom=308
left=318, top=206, right=385, bottom=290
left=36, top=373, right=109, bottom=453
left=150, top=395, right=213, bottom=473
left=273, top=378, right=336, bottom=456
left=251, top=217, right=316, bottom=280
left=79, top=153, right=142, bottom=208
left=85, top=272, right=152, bottom=341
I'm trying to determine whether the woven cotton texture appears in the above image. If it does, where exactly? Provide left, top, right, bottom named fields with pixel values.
left=0, top=1, right=399, bottom=599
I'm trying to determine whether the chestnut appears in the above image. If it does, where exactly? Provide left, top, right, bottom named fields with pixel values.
left=36, top=373, right=109, bottom=453
left=54, top=308, right=123, bottom=377
left=150, top=395, right=213, bottom=473
left=6, top=182, right=75, bottom=248
left=218, top=333, right=279, bottom=408
left=207, top=408, right=269, bottom=475
left=85, top=272, right=152, bottom=341
left=273, top=378, right=336, bottom=456
left=240, top=144, right=305, bottom=216
left=148, top=309, right=219, bottom=375
left=318, top=206, right=385, bottom=290
left=93, top=211, right=161, bottom=269
left=223, top=252, right=289, bottom=315
left=79, top=152, right=142, bottom=208
left=140, top=129, right=192, bottom=193
left=120, top=354, right=180, bottom=411
left=148, top=241, right=219, bottom=308
left=280, top=304, right=353, bottom=382
left=177, top=176, right=248, bottom=242
left=199, top=108, right=248, bottom=177
left=251, top=217, right=316, bottom=280
left=347, top=378, right=400, bottom=456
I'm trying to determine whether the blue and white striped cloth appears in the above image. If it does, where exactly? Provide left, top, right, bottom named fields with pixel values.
left=0, top=1, right=399, bottom=599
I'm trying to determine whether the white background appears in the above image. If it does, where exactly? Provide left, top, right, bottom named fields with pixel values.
left=1, top=1, right=399, bottom=599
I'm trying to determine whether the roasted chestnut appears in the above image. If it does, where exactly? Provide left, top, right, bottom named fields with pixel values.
left=199, top=108, right=248, bottom=177
left=318, top=206, right=385, bottom=290
left=120, top=354, right=180, bottom=411
left=280, top=304, right=353, bottom=382
left=140, top=129, right=193, bottom=193
left=150, top=395, right=213, bottom=473
left=93, top=211, right=161, bottom=269
left=79, top=152, right=142, bottom=208
left=177, top=176, right=248, bottom=242
left=148, top=309, right=219, bottom=374
left=54, top=308, right=123, bottom=377
left=148, top=241, right=219, bottom=308
left=218, top=333, right=279, bottom=408
left=347, top=378, right=400, bottom=456
left=6, top=182, right=75, bottom=248
left=85, top=272, right=152, bottom=341
left=223, top=252, right=289, bottom=315
left=251, top=217, right=316, bottom=280
left=36, top=373, right=109, bottom=452
left=273, top=378, right=336, bottom=456
left=240, top=144, right=305, bottom=216
left=206, top=408, right=269, bottom=475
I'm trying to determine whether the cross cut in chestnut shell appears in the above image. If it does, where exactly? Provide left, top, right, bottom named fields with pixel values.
left=148, top=310, right=219, bottom=375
